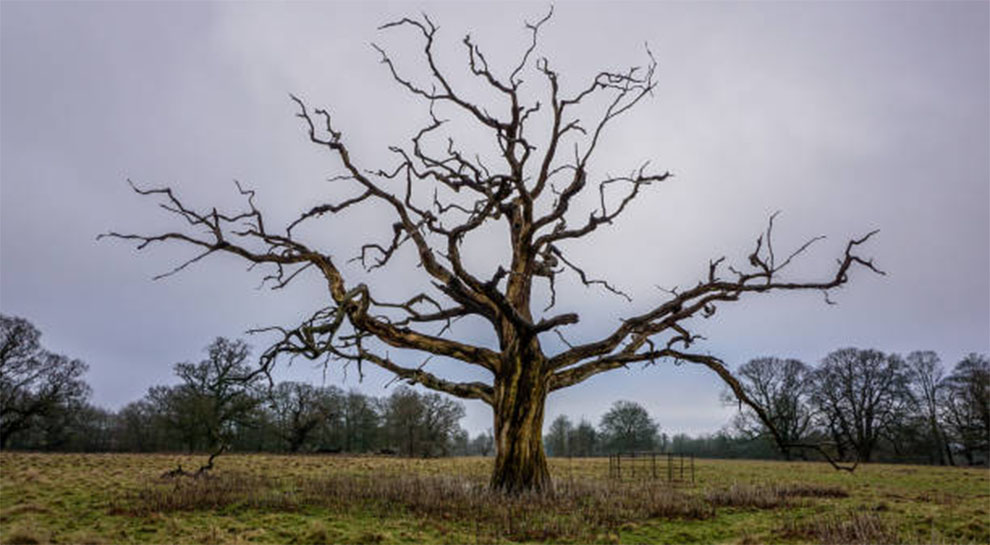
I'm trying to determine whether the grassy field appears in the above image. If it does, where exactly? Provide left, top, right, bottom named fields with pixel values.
left=0, top=452, right=987, bottom=544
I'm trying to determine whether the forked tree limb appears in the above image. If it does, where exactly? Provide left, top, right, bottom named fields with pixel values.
left=547, top=227, right=882, bottom=373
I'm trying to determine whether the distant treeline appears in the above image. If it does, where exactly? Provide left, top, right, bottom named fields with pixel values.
left=2, top=313, right=987, bottom=465
left=545, top=349, right=989, bottom=466
left=0, top=315, right=492, bottom=456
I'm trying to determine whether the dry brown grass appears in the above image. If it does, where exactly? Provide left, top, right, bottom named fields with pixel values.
left=108, top=469, right=855, bottom=542
left=704, top=481, right=849, bottom=509
left=778, top=512, right=903, bottom=545
left=775, top=482, right=850, bottom=499
left=2, top=525, right=48, bottom=545
left=4, top=453, right=987, bottom=544
left=112, top=471, right=714, bottom=543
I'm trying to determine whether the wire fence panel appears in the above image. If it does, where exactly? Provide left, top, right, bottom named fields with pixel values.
left=608, top=452, right=694, bottom=483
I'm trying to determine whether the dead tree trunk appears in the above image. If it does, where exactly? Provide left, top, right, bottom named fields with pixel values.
left=491, top=352, right=551, bottom=493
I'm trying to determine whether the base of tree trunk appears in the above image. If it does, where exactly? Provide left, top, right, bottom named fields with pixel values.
left=490, top=451, right=552, bottom=494
left=489, top=386, right=552, bottom=494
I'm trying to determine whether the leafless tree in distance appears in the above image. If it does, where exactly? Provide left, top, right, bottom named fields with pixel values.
left=725, top=357, right=816, bottom=461
left=103, top=10, right=881, bottom=492
left=0, top=315, right=91, bottom=449
left=906, top=350, right=953, bottom=465
left=940, top=353, right=990, bottom=465
left=812, top=348, right=911, bottom=463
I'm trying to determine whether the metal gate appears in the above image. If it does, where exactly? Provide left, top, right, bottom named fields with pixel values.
left=608, top=452, right=694, bottom=483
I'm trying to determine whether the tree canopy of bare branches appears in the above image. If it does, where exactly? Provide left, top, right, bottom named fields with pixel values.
left=0, top=315, right=90, bottom=448
left=941, top=353, right=990, bottom=465
left=150, top=338, right=262, bottom=454
left=726, top=357, right=816, bottom=460
left=104, top=10, right=881, bottom=492
left=813, top=348, right=911, bottom=463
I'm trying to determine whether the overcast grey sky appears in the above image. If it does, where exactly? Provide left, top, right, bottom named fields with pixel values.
left=2, top=1, right=988, bottom=437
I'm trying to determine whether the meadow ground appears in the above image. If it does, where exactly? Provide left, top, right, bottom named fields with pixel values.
left=0, top=452, right=987, bottom=544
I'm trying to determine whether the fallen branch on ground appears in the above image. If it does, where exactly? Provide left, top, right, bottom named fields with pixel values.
left=160, top=443, right=229, bottom=479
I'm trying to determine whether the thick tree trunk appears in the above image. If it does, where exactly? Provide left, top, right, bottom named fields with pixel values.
left=828, top=424, right=847, bottom=461
left=490, top=251, right=551, bottom=493
left=489, top=360, right=551, bottom=494
left=943, top=432, right=956, bottom=466
left=926, top=415, right=946, bottom=465
left=856, top=440, right=874, bottom=463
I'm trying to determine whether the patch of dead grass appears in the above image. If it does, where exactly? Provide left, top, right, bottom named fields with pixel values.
left=779, top=512, right=902, bottom=545
left=113, top=472, right=714, bottom=543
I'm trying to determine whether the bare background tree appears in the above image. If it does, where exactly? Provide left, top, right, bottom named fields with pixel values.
left=151, top=338, right=263, bottom=456
left=599, top=400, right=660, bottom=454
left=725, top=357, right=815, bottom=460
left=906, top=351, right=953, bottom=465
left=811, top=348, right=912, bottom=463
left=2, top=312, right=985, bottom=466
left=544, top=415, right=573, bottom=458
left=0, top=315, right=90, bottom=448
left=940, top=353, right=990, bottom=465
left=103, top=11, right=882, bottom=492
left=383, top=386, right=466, bottom=458
left=267, top=382, right=331, bottom=453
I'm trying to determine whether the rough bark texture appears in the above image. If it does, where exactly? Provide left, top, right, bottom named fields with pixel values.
left=491, top=388, right=551, bottom=493
left=491, top=348, right=551, bottom=493
left=106, top=10, right=882, bottom=492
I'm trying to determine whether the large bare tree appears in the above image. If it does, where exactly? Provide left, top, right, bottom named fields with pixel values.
left=104, top=11, right=881, bottom=492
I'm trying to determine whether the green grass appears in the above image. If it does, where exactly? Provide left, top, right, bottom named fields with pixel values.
left=0, top=453, right=987, bottom=544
